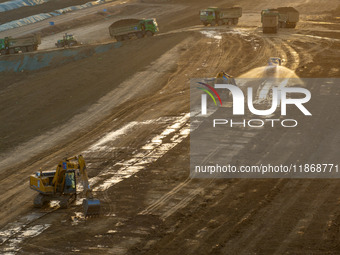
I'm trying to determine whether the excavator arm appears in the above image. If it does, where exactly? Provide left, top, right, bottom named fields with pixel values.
left=77, top=155, right=101, bottom=216
left=51, top=155, right=100, bottom=216
left=29, top=155, right=100, bottom=216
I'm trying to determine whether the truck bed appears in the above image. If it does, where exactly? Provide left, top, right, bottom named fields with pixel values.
left=109, top=19, right=141, bottom=37
left=9, top=34, right=41, bottom=47
left=220, top=7, right=242, bottom=18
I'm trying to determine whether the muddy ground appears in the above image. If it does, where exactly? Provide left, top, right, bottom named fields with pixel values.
left=0, top=0, right=339, bottom=254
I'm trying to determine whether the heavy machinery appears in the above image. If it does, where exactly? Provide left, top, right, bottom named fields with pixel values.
left=109, top=18, right=159, bottom=42
left=55, top=33, right=78, bottom=48
left=215, top=71, right=236, bottom=85
left=29, top=155, right=100, bottom=217
left=200, top=7, right=242, bottom=26
left=0, top=34, right=41, bottom=55
left=266, top=57, right=282, bottom=76
left=268, top=57, right=282, bottom=66
left=261, top=9, right=279, bottom=33
left=213, top=71, right=237, bottom=100
left=276, top=7, right=299, bottom=28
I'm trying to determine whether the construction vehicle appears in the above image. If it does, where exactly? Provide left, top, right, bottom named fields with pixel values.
left=261, top=9, right=279, bottom=33
left=200, top=7, right=242, bottom=26
left=0, top=34, right=41, bottom=55
left=29, top=155, right=100, bottom=217
left=109, top=18, right=159, bottom=42
left=276, top=7, right=299, bottom=28
left=215, top=71, right=236, bottom=85
left=214, top=71, right=237, bottom=100
left=266, top=57, right=282, bottom=75
left=268, top=57, right=282, bottom=66
left=55, top=33, right=78, bottom=48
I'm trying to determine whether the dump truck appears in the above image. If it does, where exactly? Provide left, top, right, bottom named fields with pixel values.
left=276, top=7, right=299, bottom=28
left=109, top=18, right=159, bottom=41
left=261, top=10, right=279, bottom=33
left=55, top=33, right=78, bottom=48
left=29, top=155, right=100, bottom=217
left=200, top=7, right=242, bottom=26
left=0, top=34, right=41, bottom=55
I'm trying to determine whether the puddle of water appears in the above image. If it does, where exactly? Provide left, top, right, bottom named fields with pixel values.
left=87, top=122, right=140, bottom=152
left=293, top=33, right=340, bottom=42
left=92, top=114, right=190, bottom=192
left=0, top=210, right=49, bottom=251
left=1, top=224, right=50, bottom=253
left=0, top=226, right=22, bottom=245
left=304, top=20, right=339, bottom=25
left=200, top=30, right=222, bottom=40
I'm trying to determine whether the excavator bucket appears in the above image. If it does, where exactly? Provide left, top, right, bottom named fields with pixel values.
left=83, top=198, right=101, bottom=217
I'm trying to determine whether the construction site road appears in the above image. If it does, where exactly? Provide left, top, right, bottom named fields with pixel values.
left=0, top=0, right=339, bottom=254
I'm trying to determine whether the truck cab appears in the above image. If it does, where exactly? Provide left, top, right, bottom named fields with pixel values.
left=200, top=7, right=218, bottom=25
left=140, top=18, right=159, bottom=33
left=0, top=37, right=10, bottom=50
left=200, top=7, right=242, bottom=26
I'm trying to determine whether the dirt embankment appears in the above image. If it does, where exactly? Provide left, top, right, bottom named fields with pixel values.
left=0, top=0, right=95, bottom=24
left=39, top=5, right=123, bottom=37
left=0, top=33, right=187, bottom=155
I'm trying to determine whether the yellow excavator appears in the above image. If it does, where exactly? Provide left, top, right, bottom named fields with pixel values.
left=29, top=155, right=100, bottom=217
left=215, top=71, right=236, bottom=85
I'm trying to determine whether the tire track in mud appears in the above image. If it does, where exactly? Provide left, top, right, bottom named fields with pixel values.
left=273, top=181, right=338, bottom=255
left=82, top=27, right=315, bottom=253
left=126, top=26, right=340, bottom=254
left=136, top=30, right=265, bottom=221
left=181, top=74, right=339, bottom=254
left=143, top=31, right=303, bottom=227
left=0, top=31, right=237, bottom=251
left=76, top=32, right=249, bottom=218
left=0, top=208, right=59, bottom=253
left=0, top=33, right=196, bottom=227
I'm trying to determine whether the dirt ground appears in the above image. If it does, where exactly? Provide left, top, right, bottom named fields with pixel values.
left=0, top=0, right=339, bottom=254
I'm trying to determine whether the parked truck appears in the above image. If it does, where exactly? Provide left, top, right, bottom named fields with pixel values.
left=0, top=34, right=41, bottom=55
left=109, top=18, right=159, bottom=42
left=200, top=7, right=242, bottom=26
left=276, top=7, right=299, bottom=28
left=261, top=10, right=279, bottom=33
